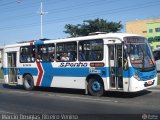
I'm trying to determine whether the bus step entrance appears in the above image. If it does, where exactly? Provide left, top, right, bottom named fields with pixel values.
left=8, top=82, right=18, bottom=86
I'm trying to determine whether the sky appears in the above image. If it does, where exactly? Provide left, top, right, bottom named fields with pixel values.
left=0, top=0, right=160, bottom=46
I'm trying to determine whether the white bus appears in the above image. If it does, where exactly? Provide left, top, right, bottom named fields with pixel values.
left=3, top=33, right=157, bottom=96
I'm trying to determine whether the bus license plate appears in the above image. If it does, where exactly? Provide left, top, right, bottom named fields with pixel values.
left=147, top=81, right=153, bottom=85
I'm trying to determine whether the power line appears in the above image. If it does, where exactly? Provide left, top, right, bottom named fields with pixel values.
left=0, top=0, right=66, bottom=13
left=0, top=1, right=159, bottom=31
left=0, top=0, right=156, bottom=23
left=47, top=0, right=113, bottom=12
left=0, top=0, right=160, bottom=31
left=0, top=0, right=109, bottom=22
left=0, top=1, right=15, bottom=7
left=0, top=0, right=119, bottom=22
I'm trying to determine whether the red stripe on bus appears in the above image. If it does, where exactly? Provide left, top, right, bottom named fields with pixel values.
left=36, top=62, right=43, bottom=86
left=30, top=42, right=33, bottom=46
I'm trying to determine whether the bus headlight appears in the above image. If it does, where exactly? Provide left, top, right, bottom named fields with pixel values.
left=133, top=73, right=141, bottom=80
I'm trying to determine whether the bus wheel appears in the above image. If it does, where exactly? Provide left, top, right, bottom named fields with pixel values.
left=88, top=77, right=104, bottom=96
left=23, top=75, right=34, bottom=91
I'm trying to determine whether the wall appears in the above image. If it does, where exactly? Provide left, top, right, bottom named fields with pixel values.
left=126, top=20, right=147, bottom=37
left=147, top=22, right=160, bottom=49
left=126, top=18, right=160, bottom=50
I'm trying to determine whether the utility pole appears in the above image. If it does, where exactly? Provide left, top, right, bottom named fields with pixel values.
left=39, top=2, right=48, bottom=39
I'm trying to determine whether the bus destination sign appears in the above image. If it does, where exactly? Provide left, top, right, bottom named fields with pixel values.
left=124, top=37, right=145, bottom=44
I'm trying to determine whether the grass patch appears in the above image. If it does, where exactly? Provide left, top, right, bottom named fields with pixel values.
left=0, top=69, right=4, bottom=79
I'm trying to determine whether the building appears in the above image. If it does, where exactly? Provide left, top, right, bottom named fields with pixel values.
left=126, top=18, right=160, bottom=50
left=147, top=21, right=160, bottom=48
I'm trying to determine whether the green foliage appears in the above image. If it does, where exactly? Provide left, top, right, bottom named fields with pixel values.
left=158, top=75, right=160, bottom=85
left=0, top=69, right=3, bottom=79
left=64, top=18, right=123, bottom=37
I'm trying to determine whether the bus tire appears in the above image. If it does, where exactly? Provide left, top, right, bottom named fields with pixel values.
left=88, top=77, right=104, bottom=96
left=23, top=74, right=34, bottom=91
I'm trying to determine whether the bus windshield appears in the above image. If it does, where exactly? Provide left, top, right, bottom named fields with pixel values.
left=124, top=37, right=155, bottom=72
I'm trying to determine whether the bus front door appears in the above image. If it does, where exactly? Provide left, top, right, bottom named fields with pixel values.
left=7, top=52, right=17, bottom=84
left=108, top=44, right=123, bottom=90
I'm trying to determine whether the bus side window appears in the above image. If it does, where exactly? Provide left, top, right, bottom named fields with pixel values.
left=78, top=39, right=103, bottom=61
left=20, top=48, right=28, bottom=62
left=56, top=42, right=77, bottom=62
left=20, top=46, right=35, bottom=63
left=79, top=51, right=85, bottom=61
left=36, top=44, right=55, bottom=62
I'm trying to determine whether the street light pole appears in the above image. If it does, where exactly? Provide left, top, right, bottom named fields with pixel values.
left=39, top=2, right=47, bottom=39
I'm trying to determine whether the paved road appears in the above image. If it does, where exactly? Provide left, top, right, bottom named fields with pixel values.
left=0, top=83, right=160, bottom=120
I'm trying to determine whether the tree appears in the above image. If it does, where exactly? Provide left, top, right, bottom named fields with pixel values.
left=64, top=18, right=123, bottom=37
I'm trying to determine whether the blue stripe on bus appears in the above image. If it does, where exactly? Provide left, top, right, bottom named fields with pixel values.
left=4, top=66, right=108, bottom=77
left=4, top=67, right=38, bottom=76
left=39, top=63, right=136, bottom=87
left=134, top=69, right=156, bottom=81
left=40, top=63, right=109, bottom=87
left=4, top=64, right=156, bottom=87
left=40, top=63, right=54, bottom=87
left=3, top=66, right=134, bottom=78
left=123, top=67, right=134, bottom=78
left=17, top=68, right=38, bottom=76
left=3, top=68, right=9, bottom=75
left=34, top=41, right=44, bottom=45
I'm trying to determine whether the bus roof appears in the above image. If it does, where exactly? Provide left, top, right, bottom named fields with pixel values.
left=4, top=33, right=143, bottom=48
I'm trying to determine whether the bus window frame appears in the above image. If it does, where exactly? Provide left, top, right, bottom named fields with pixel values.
left=78, top=39, right=104, bottom=61
left=56, top=41, right=77, bottom=62
left=19, top=46, right=35, bottom=63
left=36, top=43, right=55, bottom=62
